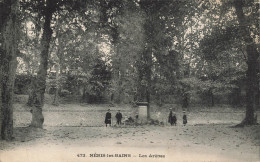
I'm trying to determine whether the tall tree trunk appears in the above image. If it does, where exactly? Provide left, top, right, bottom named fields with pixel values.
left=234, top=0, right=259, bottom=125
left=27, top=77, right=36, bottom=107
left=117, top=71, right=124, bottom=103
left=136, top=8, right=153, bottom=119
left=256, top=88, right=260, bottom=110
left=52, top=64, right=60, bottom=106
left=111, top=26, right=122, bottom=104
left=115, top=45, right=124, bottom=104
left=0, top=48, right=3, bottom=139
left=30, top=0, right=54, bottom=128
left=52, top=17, right=65, bottom=106
left=0, top=50, right=2, bottom=139
left=256, top=60, right=260, bottom=110
left=27, top=15, right=42, bottom=107
left=145, top=48, right=152, bottom=119
left=0, top=0, right=19, bottom=140
left=137, top=47, right=152, bottom=119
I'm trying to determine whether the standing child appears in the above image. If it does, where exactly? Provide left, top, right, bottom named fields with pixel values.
left=183, top=111, right=187, bottom=126
left=172, top=113, right=177, bottom=126
left=115, top=110, right=123, bottom=125
left=105, top=109, right=112, bottom=127
left=168, top=108, right=173, bottom=126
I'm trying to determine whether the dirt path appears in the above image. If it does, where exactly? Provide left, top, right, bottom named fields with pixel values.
left=0, top=124, right=259, bottom=162
left=1, top=104, right=259, bottom=162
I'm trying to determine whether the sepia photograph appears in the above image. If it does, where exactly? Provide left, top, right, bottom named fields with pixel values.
left=0, top=0, right=259, bottom=161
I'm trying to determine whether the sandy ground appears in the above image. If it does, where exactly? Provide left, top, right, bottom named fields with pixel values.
left=0, top=103, right=260, bottom=162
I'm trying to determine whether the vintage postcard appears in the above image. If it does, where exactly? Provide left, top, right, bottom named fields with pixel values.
left=0, top=0, right=259, bottom=161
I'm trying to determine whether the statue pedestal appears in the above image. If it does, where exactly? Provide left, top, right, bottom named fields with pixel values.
left=137, top=102, right=148, bottom=124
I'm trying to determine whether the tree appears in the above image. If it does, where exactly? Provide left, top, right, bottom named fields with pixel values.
left=86, top=51, right=111, bottom=103
left=195, top=0, right=258, bottom=123
left=199, top=25, right=247, bottom=107
left=138, top=0, right=198, bottom=115
left=20, top=0, right=98, bottom=127
left=0, top=0, right=20, bottom=140
left=98, top=0, right=146, bottom=104
left=29, top=0, right=55, bottom=128
left=17, top=9, right=43, bottom=106
left=234, top=0, right=259, bottom=125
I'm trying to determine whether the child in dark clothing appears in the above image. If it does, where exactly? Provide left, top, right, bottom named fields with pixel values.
left=168, top=108, right=173, bottom=126
left=105, top=109, right=112, bottom=127
left=115, top=110, right=122, bottom=125
left=183, top=111, right=187, bottom=126
left=172, top=113, right=177, bottom=126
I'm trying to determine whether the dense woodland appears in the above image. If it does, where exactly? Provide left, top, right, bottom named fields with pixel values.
left=0, top=0, right=259, bottom=140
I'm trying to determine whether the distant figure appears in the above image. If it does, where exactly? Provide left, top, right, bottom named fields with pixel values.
left=105, top=109, right=112, bottom=127
left=172, top=113, right=177, bottom=126
left=135, top=113, right=139, bottom=120
left=115, top=110, right=123, bottom=125
left=135, top=112, right=139, bottom=125
left=183, top=111, right=187, bottom=126
left=168, top=108, right=173, bottom=126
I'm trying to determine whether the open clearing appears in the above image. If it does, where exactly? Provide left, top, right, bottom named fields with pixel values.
left=0, top=103, right=260, bottom=162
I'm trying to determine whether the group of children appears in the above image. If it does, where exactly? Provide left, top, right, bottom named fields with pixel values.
left=104, top=108, right=188, bottom=127
left=168, top=108, right=187, bottom=126
left=105, top=109, right=123, bottom=127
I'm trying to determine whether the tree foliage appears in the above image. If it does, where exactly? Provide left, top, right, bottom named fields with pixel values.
left=1, top=0, right=259, bottom=138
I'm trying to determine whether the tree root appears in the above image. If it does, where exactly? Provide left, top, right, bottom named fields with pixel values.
left=233, top=115, right=258, bottom=128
